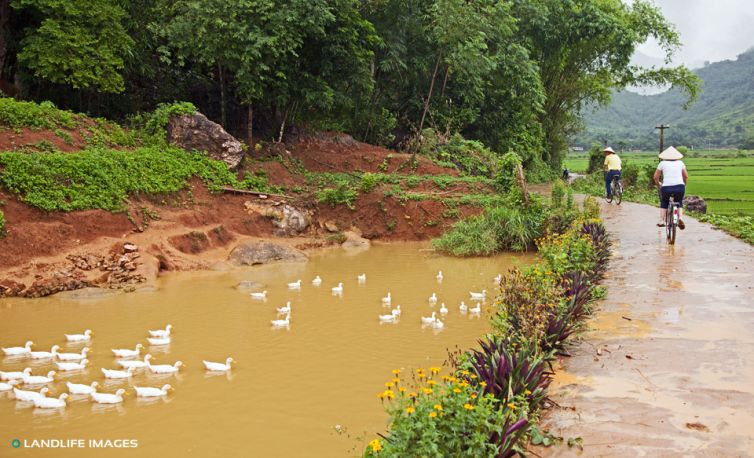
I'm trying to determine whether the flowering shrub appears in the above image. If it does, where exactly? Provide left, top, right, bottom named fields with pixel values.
left=365, top=368, right=530, bottom=457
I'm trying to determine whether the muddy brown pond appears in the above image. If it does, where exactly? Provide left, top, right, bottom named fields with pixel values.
left=0, top=243, right=530, bottom=457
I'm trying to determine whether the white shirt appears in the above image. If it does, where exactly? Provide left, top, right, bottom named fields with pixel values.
left=657, top=160, right=686, bottom=187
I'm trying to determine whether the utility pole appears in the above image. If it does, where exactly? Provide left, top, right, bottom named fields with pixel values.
left=655, top=124, right=670, bottom=153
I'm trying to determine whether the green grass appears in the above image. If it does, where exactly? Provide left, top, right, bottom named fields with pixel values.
left=566, top=150, right=754, bottom=216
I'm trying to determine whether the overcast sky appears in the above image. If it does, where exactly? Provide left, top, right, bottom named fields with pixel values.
left=635, top=0, right=754, bottom=68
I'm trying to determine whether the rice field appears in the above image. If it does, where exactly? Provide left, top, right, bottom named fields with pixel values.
left=564, top=150, right=754, bottom=216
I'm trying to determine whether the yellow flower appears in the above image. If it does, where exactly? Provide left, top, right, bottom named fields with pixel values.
left=418, top=373, right=426, bottom=379
left=385, top=390, right=394, bottom=400
left=399, top=387, right=406, bottom=393
left=480, top=381, right=487, bottom=388
left=392, top=369, right=401, bottom=375
left=507, top=403, right=516, bottom=410
left=369, top=439, right=382, bottom=452
left=392, top=378, right=400, bottom=384
left=408, top=392, right=417, bottom=398
left=470, top=393, right=477, bottom=399
left=406, top=406, right=415, bottom=414
left=422, top=388, right=433, bottom=395
left=433, top=404, right=443, bottom=411
left=430, top=366, right=441, bottom=375
left=453, top=388, right=461, bottom=393
left=469, top=374, right=477, bottom=380
left=427, top=380, right=437, bottom=386
left=441, top=375, right=450, bottom=382
left=524, top=389, right=532, bottom=395
left=429, top=412, right=437, bottom=418
left=461, top=370, right=470, bottom=376
left=463, top=403, right=474, bottom=410
left=385, top=382, right=393, bottom=388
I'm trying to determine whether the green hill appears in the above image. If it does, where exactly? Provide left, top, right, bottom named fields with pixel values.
left=574, top=48, right=754, bottom=150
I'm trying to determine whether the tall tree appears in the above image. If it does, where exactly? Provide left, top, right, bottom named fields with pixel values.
left=13, top=0, right=133, bottom=93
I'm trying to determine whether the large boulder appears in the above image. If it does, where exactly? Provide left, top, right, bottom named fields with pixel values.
left=244, top=201, right=311, bottom=236
left=683, top=195, right=707, bottom=214
left=228, top=241, right=307, bottom=266
left=167, top=113, right=244, bottom=169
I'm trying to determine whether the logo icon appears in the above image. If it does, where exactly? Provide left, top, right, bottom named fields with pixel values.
left=11, top=439, right=21, bottom=448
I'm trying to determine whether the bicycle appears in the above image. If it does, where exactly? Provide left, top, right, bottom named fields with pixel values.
left=665, top=195, right=681, bottom=244
left=606, top=174, right=623, bottom=205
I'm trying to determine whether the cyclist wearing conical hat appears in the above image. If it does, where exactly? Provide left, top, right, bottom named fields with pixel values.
left=654, top=146, right=689, bottom=229
left=602, top=146, right=621, bottom=199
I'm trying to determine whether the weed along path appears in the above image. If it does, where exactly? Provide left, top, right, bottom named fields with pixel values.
left=542, top=200, right=754, bottom=456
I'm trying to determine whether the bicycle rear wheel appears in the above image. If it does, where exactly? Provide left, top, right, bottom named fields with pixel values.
left=666, top=198, right=676, bottom=244
left=614, top=178, right=623, bottom=205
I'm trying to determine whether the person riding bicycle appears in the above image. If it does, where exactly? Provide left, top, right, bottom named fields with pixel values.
left=654, top=146, right=688, bottom=229
left=603, top=146, right=621, bottom=199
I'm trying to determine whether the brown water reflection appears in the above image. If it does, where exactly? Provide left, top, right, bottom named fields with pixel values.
left=0, top=243, right=530, bottom=457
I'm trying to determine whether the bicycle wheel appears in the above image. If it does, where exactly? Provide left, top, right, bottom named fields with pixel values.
left=666, top=198, right=676, bottom=244
left=614, top=178, right=623, bottom=205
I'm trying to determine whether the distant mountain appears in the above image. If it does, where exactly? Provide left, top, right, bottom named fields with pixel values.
left=574, top=48, right=754, bottom=150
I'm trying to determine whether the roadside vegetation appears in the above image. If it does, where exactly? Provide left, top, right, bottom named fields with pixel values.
left=366, top=188, right=610, bottom=456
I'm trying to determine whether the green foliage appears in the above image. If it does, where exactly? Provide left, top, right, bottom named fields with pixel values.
left=14, top=0, right=133, bottom=93
left=0, top=148, right=237, bottom=212
left=696, top=213, right=754, bottom=245
left=0, top=98, right=77, bottom=129
left=0, top=209, right=5, bottom=236
left=131, top=102, right=197, bottom=137
left=316, top=181, right=358, bottom=210
left=494, top=152, right=522, bottom=192
left=432, top=134, right=501, bottom=177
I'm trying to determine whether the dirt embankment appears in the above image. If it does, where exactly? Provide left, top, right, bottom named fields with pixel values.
left=0, top=133, right=489, bottom=298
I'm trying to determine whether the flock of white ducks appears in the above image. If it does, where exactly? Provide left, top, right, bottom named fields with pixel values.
left=250, top=270, right=497, bottom=331
left=1, top=324, right=234, bottom=410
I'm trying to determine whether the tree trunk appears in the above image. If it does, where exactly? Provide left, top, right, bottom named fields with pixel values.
left=247, top=104, right=253, bottom=149
left=418, top=55, right=442, bottom=134
left=0, top=0, right=9, bottom=79
left=218, top=62, right=227, bottom=128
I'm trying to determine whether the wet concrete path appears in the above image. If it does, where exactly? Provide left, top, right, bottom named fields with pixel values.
left=542, top=200, right=754, bottom=457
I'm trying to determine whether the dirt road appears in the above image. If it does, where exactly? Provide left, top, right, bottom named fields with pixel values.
left=542, top=200, right=754, bottom=457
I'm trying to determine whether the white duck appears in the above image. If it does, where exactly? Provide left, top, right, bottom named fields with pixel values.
left=0, top=368, right=32, bottom=381
left=147, top=361, right=183, bottom=374
left=134, top=385, right=172, bottom=397
left=271, top=314, right=291, bottom=327
left=117, top=354, right=152, bottom=369
left=148, top=324, right=172, bottom=338
left=65, top=330, right=92, bottom=342
left=2, top=341, right=34, bottom=356
left=431, top=319, right=445, bottom=330
left=250, top=290, right=268, bottom=300
left=357, top=273, right=366, bottom=282
left=391, top=305, right=402, bottom=316
left=437, top=271, right=444, bottom=281
left=276, top=301, right=292, bottom=314
left=112, top=344, right=142, bottom=358
left=428, top=293, right=438, bottom=304
left=381, top=292, right=392, bottom=305
left=55, top=359, right=88, bottom=371
left=469, top=290, right=487, bottom=301
left=102, top=367, right=134, bottom=379
left=288, top=280, right=302, bottom=289
left=379, top=313, right=397, bottom=322
left=91, top=388, right=125, bottom=404
left=23, top=371, right=56, bottom=385
left=331, top=283, right=344, bottom=294
left=147, top=336, right=171, bottom=346
left=13, top=386, right=49, bottom=402
left=470, top=303, right=481, bottom=314
left=34, top=393, right=68, bottom=409
left=494, top=274, right=502, bottom=284
left=421, top=312, right=437, bottom=324
left=0, top=379, right=19, bottom=391
left=66, top=381, right=99, bottom=395
left=30, top=345, right=60, bottom=360
left=439, top=303, right=448, bottom=315
left=459, top=301, right=468, bottom=313
left=312, top=276, right=322, bottom=286
left=57, top=347, right=89, bottom=362
left=203, top=357, right=234, bottom=372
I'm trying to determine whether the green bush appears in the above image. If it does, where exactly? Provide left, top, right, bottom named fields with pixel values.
left=433, top=133, right=501, bottom=177
left=0, top=209, right=5, bottom=236
left=0, top=147, right=236, bottom=212
left=316, top=180, right=358, bottom=209
left=586, top=143, right=604, bottom=174
left=0, top=97, right=77, bottom=129
left=130, top=101, right=197, bottom=137
left=494, top=152, right=522, bottom=192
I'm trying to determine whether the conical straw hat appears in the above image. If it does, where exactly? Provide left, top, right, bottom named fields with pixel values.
left=602, top=146, right=615, bottom=153
left=659, top=146, right=683, bottom=160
